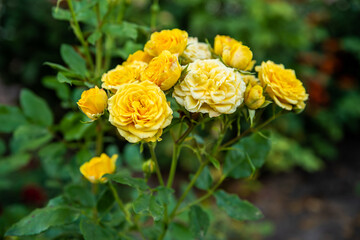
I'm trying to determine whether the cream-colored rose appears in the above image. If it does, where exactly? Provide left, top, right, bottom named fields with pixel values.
left=123, top=50, right=153, bottom=65
left=140, top=50, right=181, bottom=90
left=144, top=29, right=188, bottom=57
left=80, top=153, right=117, bottom=183
left=181, top=37, right=212, bottom=64
left=214, top=35, right=254, bottom=71
left=108, top=81, right=173, bottom=143
left=173, top=59, right=246, bottom=117
left=77, top=86, right=108, bottom=120
left=256, top=61, right=308, bottom=110
left=101, top=61, right=148, bottom=91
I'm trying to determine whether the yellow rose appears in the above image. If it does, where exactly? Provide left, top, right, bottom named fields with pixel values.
left=173, top=59, right=246, bottom=117
left=244, top=84, right=266, bottom=110
left=214, top=35, right=254, bottom=71
left=123, top=50, right=153, bottom=65
left=181, top=37, right=212, bottom=64
left=77, top=86, right=108, bottom=120
left=101, top=62, right=148, bottom=91
left=108, top=81, right=173, bottom=143
left=140, top=50, right=181, bottom=90
left=80, top=153, right=118, bottom=183
left=256, top=61, right=308, bottom=110
left=144, top=29, right=188, bottom=57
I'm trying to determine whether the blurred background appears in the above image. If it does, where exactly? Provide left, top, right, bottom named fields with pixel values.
left=1, top=0, right=360, bottom=239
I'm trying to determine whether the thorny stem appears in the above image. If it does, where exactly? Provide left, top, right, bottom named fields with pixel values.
left=95, top=118, right=103, bottom=155
left=166, top=144, right=180, bottom=188
left=150, top=0, right=159, bottom=31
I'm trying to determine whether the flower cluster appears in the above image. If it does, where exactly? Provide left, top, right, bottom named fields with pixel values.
left=76, top=29, right=308, bottom=183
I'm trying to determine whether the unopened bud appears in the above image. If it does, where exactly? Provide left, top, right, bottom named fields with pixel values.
left=245, top=85, right=265, bottom=110
left=142, top=159, right=155, bottom=174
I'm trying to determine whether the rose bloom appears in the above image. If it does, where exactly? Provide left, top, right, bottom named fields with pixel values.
left=140, top=50, right=181, bottom=90
left=181, top=37, right=212, bottom=64
left=173, top=59, right=246, bottom=117
left=123, top=50, right=153, bottom=65
left=77, top=86, right=108, bottom=120
left=144, top=29, right=188, bottom=57
left=101, top=61, right=148, bottom=91
left=214, top=35, right=254, bottom=71
left=244, top=84, right=265, bottom=110
left=80, top=153, right=118, bottom=183
left=108, top=81, right=173, bottom=143
left=256, top=61, right=308, bottom=110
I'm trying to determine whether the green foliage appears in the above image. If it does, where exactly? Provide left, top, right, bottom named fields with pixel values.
left=20, top=89, right=54, bottom=127
left=0, top=153, right=31, bottom=175
left=60, top=44, right=88, bottom=77
left=0, top=105, right=27, bottom=133
left=5, top=206, right=80, bottom=236
left=106, top=173, right=148, bottom=191
left=189, top=205, right=210, bottom=239
left=224, top=131, right=271, bottom=178
left=80, top=218, right=116, bottom=240
left=214, top=190, right=263, bottom=221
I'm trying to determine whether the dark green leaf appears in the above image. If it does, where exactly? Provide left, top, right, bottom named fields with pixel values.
left=106, top=173, right=148, bottom=191
left=44, top=62, right=70, bottom=72
left=57, top=72, right=73, bottom=85
left=149, top=195, right=164, bottom=221
left=194, top=166, right=212, bottom=190
left=20, top=89, right=53, bottom=127
left=0, top=105, right=27, bottom=133
left=156, top=186, right=174, bottom=205
left=42, top=76, right=70, bottom=101
left=189, top=205, right=210, bottom=239
left=5, top=206, right=80, bottom=236
left=80, top=218, right=115, bottom=240
left=123, top=144, right=143, bottom=171
left=0, top=139, right=6, bottom=155
left=64, top=184, right=95, bottom=208
left=209, top=156, right=220, bottom=170
left=224, top=132, right=271, bottom=178
left=97, top=188, right=115, bottom=215
left=60, top=44, right=87, bottom=77
left=0, top=153, right=31, bottom=175
left=214, top=190, right=263, bottom=221
left=38, top=142, right=67, bottom=178
left=59, top=112, right=95, bottom=141
left=11, top=125, right=52, bottom=153
left=133, top=194, right=151, bottom=214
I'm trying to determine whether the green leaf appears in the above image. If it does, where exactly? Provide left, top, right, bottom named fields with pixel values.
left=57, top=72, right=73, bottom=85
left=149, top=195, right=164, bottom=221
left=103, top=22, right=138, bottom=40
left=60, top=44, right=87, bottom=77
left=52, top=7, right=71, bottom=21
left=169, top=223, right=193, bottom=240
left=20, top=89, right=53, bottom=127
left=156, top=186, right=174, bottom=205
left=106, top=173, right=148, bottom=191
left=123, top=144, right=144, bottom=171
left=88, top=31, right=102, bottom=45
left=44, top=62, right=70, bottom=72
left=224, top=131, right=271, bottom=179
left=0, top=105, right=27, bottom=133
left=0, top=153, right=31, bottom=175
left=97, top=188, right=115, bottom=215
left=214, top=190, right=263, bottom=221
left=38, top=142, right=67, bottom=178
left=5, top=206, right=80, bottom=236
left=64, top=184, right=95, bottom=208
left=42, top=76, right=70, bottom=102
left=80, top=218, right=115, bottom=240
left=59, top=112, right=95, bottom=141
left=11, top=125, right=52, bottom=153
left=188, top=205, right=210, bottom=239
left=194, top=166, right=212, bottom=190
left=209, top=156, right=220, bottom=170
left=133, top=194, right=151, bottom=214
